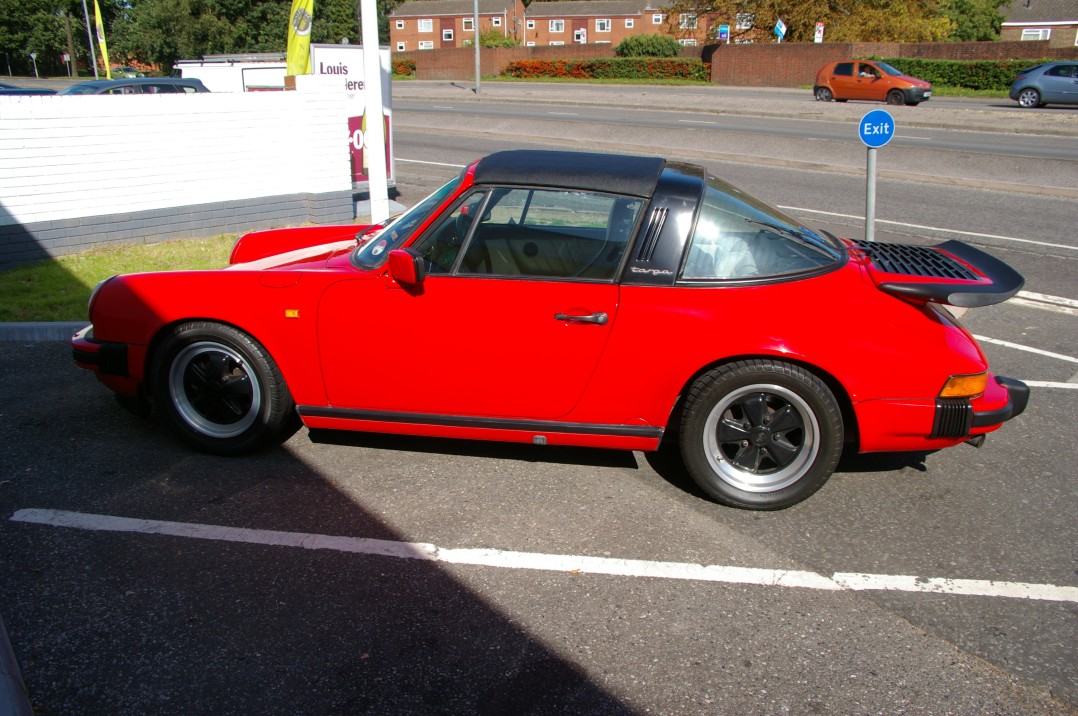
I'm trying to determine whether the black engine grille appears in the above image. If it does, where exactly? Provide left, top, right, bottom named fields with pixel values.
left=851, top=240, right=978, bottom=280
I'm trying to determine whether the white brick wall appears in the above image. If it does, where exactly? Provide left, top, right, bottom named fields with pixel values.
left=0, top=87, right=353, bottom=227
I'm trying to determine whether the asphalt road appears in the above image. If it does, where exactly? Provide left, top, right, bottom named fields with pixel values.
left=2, top=82, right=1076, bottom=714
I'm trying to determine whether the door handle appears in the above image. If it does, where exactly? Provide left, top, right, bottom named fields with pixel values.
left=554, top=312, right=608, bottom=325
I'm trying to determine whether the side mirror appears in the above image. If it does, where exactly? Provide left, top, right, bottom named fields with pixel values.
left=387, top=248, right=425, bottom=287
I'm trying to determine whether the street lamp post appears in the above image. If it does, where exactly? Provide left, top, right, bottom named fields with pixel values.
left=80, top=0, right=99, bottom=79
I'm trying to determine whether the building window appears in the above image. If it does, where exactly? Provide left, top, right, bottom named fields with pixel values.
left=679, top=13, right=697, bottom=30
left=574, top=28, right=587, bottom=42
left=492, top=16, right=501, bottom=27
left=396, top=42, right=406, bottom=51
left=418, top=40, right=434, bottom=49
left=679, top=38, right=697, bottom=46
left=443, top=29, right=454, bottom=41
left=653, top=13, right=666, bottom=24
left=736, top=13, right=754, bottom=30
left=625, top=19, right=634, bottom=28
left=526, top=41, right=535, bottom=46
left=596, top=19, right=611, bottom=32
left=395, top=20, right=404, bottom=30
left=527, top=19, right=535, bottom=29
left=463, top=17, right=474, bottom=31
left=549, top=40, right=564, bottom=45
left=418, top=18, right=433, bottom=32
left=1020, top=28, right=1051, bottom=41
left=550, top=19, right=564, bottom=32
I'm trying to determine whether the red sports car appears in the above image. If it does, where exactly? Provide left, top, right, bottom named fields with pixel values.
left=72, top=150, right=1028, bottom=509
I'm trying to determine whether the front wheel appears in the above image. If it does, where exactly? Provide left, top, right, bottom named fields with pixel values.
left=679, top=360, right=843, bottom=510
left=152, top=322, right=298, bottom=455
left=814, top=86, right=833, bottom=102
left=1016, top=88, right=1041, bottom=108
left=886, top=90, right=905, bottom=106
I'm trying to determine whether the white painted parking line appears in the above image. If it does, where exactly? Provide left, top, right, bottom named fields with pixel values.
left=973, top=335, right=1078, bottom=364
left=1024, top=381, right=1078, bottom=389
left=783, top=205, right=1078, bottom=252
left=11, top=509, right=1078, bottom=605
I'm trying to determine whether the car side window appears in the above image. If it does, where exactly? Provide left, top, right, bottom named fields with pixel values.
left=444, top=188, right=641, bottom=280
left=1046, top=64, right=1077, bottom=78
left=834, top=63, right=854, bottom=76
left=411, top=190, right=489, bottom=274
left=858, top=64, right=880, bottom=79
left=681, top=177, right=839, bottom=281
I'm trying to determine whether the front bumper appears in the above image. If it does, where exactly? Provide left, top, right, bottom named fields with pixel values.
left=72, top=324, right=142, bottom=397
left=904, top=87, right=932, bottom=103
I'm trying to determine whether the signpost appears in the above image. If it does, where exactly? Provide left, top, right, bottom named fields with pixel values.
left=718, top=24, right=730, bottom=43
left=858, top=109, right=895, bottom=242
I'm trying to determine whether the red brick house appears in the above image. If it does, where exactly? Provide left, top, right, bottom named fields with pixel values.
left=522, top=0, right=665, bottom=47
left=1000, top=0, right=1078, bottom=48
left=390, top=0, right=527, bottom=51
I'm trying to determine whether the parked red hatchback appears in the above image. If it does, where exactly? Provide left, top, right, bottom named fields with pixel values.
left=814, top=60, right=932, bottom=106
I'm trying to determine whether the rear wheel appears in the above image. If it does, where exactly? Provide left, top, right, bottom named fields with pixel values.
left=814, top=86, right=833, bottom=102
left=152, top=322, right=298, bottom=454
left=1017, top=88, right=1041, bottom=108
left=680, top=360, right=843, bottom=510
left=886, top=90, right=905, bottom=106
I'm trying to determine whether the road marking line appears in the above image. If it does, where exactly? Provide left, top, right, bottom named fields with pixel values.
left=10, top=509, right=1077, bottom=604
left=1024, top=381, right=1078, bottom=389
left=973, top=335, right=1078, bottom=364
left=782, top=206, right=1078, bottom=252
left=396, top=158, right=468, bottom=168
left=1010, top=297, right=1078, bottom=316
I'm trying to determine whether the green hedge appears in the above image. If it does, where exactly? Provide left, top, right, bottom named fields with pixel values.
left=872, top=57, right=1052, bottom=91
left=503, top=57, right=710, bottom=81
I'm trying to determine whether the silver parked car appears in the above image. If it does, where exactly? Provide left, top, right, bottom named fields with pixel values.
left=1009, top=61, right=1078, bottom=108
left=58, top=77, right=209, bottom=95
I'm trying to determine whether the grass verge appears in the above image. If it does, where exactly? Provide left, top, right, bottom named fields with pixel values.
left=0, top=235, right=236, bottom=323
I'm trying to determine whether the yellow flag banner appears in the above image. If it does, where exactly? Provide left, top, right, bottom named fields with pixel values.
left=93, top=0, right=111, bottom=79
left=287, top=0, right=314, bottom=76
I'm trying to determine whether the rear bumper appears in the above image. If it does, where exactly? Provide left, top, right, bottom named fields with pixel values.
left=855, top=375, right=1028, bottom=453
left=932, top=376, right=1029, bottom=439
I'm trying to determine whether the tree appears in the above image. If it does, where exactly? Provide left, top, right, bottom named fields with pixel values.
left=663, top=0, right=955, bottom=44
left=941, top=0, right=1008, bottom=41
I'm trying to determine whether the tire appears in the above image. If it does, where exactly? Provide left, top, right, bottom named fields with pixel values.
left=814, top=86, right=833, bottom=102
left=152, top=321, right=298, bottom=455
left=1016, top=88, right=1041, bottom=108
left=679, top=360, right=843, bottom=510
left=886, top=90, right=905, bottom=106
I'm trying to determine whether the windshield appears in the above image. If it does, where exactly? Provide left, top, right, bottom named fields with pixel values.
left=352, top=172, right=465, bottom=269
left=876, top=62, right=905, bottom=77
left=681, top=175, right=842, bottom=281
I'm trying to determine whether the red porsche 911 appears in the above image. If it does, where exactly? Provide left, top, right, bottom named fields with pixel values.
left=72, top=150, right=1028, bottom=509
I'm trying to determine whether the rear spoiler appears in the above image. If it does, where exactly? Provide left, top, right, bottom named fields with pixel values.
left=852, top=240, right=1025, bottom=308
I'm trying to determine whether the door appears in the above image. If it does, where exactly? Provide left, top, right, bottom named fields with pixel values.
left=1040, top=63, right=1078, bottom=102
left=852, top=62, right=883, bottom=101
left=317, top=185, right=643, bottom=420
left=828, top=62, right=857, bottom=100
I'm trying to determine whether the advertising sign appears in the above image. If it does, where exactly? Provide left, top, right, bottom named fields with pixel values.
left=309, top=44, right=395, bottom=190
left=718, top=24, right=730, bottom=42
left=814, top=22, right=825, bottom=43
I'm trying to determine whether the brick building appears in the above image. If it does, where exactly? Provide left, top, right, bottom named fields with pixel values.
left=1000, top=0, right=1078, bottom=48
left=389, top=0, right=527, bottom=52
left=522, top=0, right=664, bottom=47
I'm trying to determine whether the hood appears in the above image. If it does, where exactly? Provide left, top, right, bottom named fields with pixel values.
left=846, top=239, right=1023, bottom=308
left=228, top=224, right=378, bottom=266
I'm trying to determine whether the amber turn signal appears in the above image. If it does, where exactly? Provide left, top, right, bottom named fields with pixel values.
left=940, top=372, right=987, bottom=399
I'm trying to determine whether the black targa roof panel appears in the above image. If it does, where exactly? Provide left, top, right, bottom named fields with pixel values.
left=473, top=150, right=666, bottom=198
